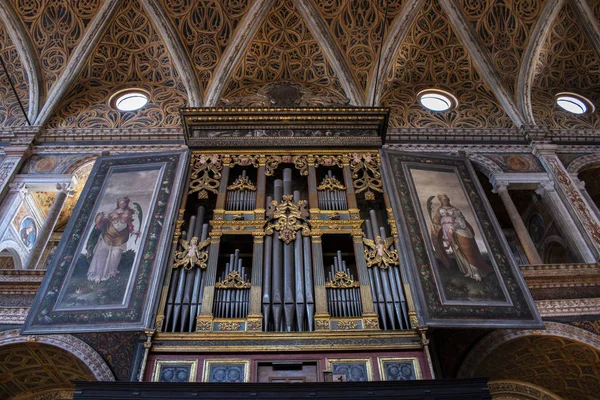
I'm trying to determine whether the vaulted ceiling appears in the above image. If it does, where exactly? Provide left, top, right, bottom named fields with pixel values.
left=1, top=0, right=600, bottom=132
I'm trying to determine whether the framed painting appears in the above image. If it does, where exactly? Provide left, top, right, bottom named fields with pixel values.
left=381, top=149, right=542, bottom=328
left=153, top=360, right=198, bottom=382
left=23, top=151, right=187, bottom=333
left=325, top=358, right=373, bottom=382
left=202, top=360, right=250, bottom=383
left=377, top=357, right=421, bottom=381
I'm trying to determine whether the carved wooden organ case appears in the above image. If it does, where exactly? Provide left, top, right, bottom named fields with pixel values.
left=155, top=108, right=417, bottom=334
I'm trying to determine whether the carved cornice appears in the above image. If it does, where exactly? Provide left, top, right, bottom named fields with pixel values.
left=385, top=127, right=526, bottom=143
left=0, top=307, right=29, bottom=324
left=535, top=298, right=600, bottom=317
left=39, top=127, right=184, bottom=143
left=439, top=0, right=524, bottom=127
left=33, top=1, right=121, bottom=126
left=384, top=143, right=532, bottom=154
left=32, top=144, right=187, bottom=154
left=520, top=262, right=600, bottom=288
left=0, top=1, right=41, bottom=121
left=517, top=0, right=565, bottom=125
left=0, top=126, right=41, bottom=145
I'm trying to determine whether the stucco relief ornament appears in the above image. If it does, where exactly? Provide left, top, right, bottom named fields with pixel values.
left=363, top=236, right=399, bottom=269
left=173, top=236, right=210, bottom=270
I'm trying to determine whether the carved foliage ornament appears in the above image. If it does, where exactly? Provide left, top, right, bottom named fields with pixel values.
left=326, top=271, right=359, bottom=289
left=189, top=154, right=223, bottom=199
left=264, top=155, right=308, bottom=176
left=265, top=194, right=310, bottom=244
left=227, top=176, right=256, bottom=191
left=350, top=153, right=383, bottom=200
left=173, top=236, right=210, bottom=270
left=363, top=236, right=399, bottom=269
left=317, top=176, right=346, bottom=191
left=215, top=270, right=251, bottom=289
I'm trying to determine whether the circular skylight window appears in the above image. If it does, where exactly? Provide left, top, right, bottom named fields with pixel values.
left=555, top=93, right=594, bottom=115
left=111, top=89, right=149, bottom=112
left=418, top=89, right=457, bottom=112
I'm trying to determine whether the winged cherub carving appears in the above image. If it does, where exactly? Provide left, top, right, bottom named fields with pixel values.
left=173, top=236, right=210, bottom=270
left=363, top=235, right=399, bottom=269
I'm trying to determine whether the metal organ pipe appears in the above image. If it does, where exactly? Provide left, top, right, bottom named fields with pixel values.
left=226, top=170, right=255, bottom=211
left=317, top=170, right=347, bottom=211
left=213, top=250, right=250, bottom=319
left=326, top=253, right=361, bottom=318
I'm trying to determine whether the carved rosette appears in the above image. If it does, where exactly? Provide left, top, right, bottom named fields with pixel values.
left=363, top=317, right=380, bottom=330
left=246, top=318, right=262, bottom=332
left=189, top=154, right=223, bottom=199
left=196, top=318, right=212, bottom=332
left=215, top=271, right=251, bottom=289
left=314, top=155, right=344, bottom=169
left=325, top=271, right=359, bottom=288
left=265, top=195, right=311, bottom=244
left=227, top=154, right=261, bottom=169
left=315, top=318, right=330, bottom=331
left=349, top=153, right=383, bottom=200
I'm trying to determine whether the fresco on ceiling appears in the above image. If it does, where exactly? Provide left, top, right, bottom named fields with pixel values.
left=23, top=151, right=187, bottom=334
left=483, top=154, right=544, bottom=173
left=382, top=149, right=543, bottom=328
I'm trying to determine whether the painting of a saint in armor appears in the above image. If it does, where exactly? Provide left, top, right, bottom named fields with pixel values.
left=57, top=167, right=161, bottom=309
left=408, top=166, right=506, bottom=303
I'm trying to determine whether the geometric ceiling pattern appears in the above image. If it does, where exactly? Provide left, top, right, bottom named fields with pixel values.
left=477, top=335, right=600, bottom=400
left=1, top=0, right=600, bottom=131
left=381, top=0, right=514, bottom=128
left=0, top=343, right=94, bottom=399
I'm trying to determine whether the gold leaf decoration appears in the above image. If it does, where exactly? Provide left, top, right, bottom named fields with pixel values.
left=349, top=153, right=382, bottom=200
left=0, top=24, right=29, bottom=127
left=531, top=3, right=600, bottom=129
left=381, top=0, right=514, bottom=129
left=313, top=0, right=404, bottom=93
left=9, top=0, right=104, bottom=93
left=363, top=236, right=399, bottom=270
left=326, top=271, right=359, bottom=289
left=336, top=320, right=358, bottom=330
left=317, top=176, right=346, bottom=191
left=457, top=0, right=546, bottom=98
left=189, top=154, right=223, bottom=199
left=219, top=322, right=241, bottom=331
left=46, top=0, right=187, bottom=129
left=228, top=176, right=256, bottom=191
left=264, top=155, right=309, bottom=176
left=215, top=270, right=251, bottom=289
left=173, top=236, right=210, bottom=270
left=220, top=0, right=348, bottom=105
left=159, top=0, right=253, bottom=95
left=265, top=194, right=310, bottom=244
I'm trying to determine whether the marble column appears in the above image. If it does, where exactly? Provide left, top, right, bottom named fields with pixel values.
left=535, top=181, right=596, bottom=263
left=492, top=181, right=543, bottom=265
left=25, top=183, right=73, bottom=269
left=534, top=144, right=600, bottom=259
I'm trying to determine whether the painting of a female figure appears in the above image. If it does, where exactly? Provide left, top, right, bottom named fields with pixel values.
left=86, top=197, right=141, bottom=283
left=429, top=194, right=492, bottom=281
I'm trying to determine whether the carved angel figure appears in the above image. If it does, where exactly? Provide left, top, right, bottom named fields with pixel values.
left=363, top=235, right=399, bottom=269
left=173, top=236, right=210, bottom=270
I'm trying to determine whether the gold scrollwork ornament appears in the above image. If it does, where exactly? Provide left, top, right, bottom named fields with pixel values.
left=189, top=154, right=223, bottom=199
left=317, top=176, right=346, bottom=191
left=350, top=153, right=383, bottom=200
left=215, top=270, right=251, bottom=289
left=173, top=237, right=210, bottom=270
left=228, top=176, right=256, bottom=191
left=363, top=236, right=399, bottom=269
left=325, top=271, right=359, bottom=288
left=265, top=194, right=311, bottom=244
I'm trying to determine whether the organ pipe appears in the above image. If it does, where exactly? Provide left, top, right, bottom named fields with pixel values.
left=213, top=250, right=251, bottom=319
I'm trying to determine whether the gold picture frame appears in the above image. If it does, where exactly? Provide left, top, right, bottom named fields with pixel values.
left=152, top=359, right=198, bottom=382
left=202, top=359, right=250, bottom=383
left=325, top=358, right=373, bottom=382
left=377, top=357, right=422, bottom=381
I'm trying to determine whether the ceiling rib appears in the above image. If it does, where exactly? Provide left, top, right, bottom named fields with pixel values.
left=367, top=0, right=424, bottom=107
left=141, top=0, right=203, bottom=107
left=440, top=0, right=524, bottom=127
left=571, top=0, right=600, bottom=61
left=204, top=0, right=275, bottom=107
left=0, top=1, right=42, bottom=122
left=33, top=0, right=121, bottom=127
left=293, top=0, right=364, bottom=106
left=517, top=0, right=565, bottom=126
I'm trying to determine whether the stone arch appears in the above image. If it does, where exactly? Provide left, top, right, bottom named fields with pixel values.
left=488, top=380, right=563, bottom=400
left=566, top=153, right=600, bottom=174
left=0, top=329, right=115, bottom=382
left=467, top=154, right=503, bottom=179
left=63, top=154, right=98, bottom=175
left=458, top=322, right=600, bottom=399
left=540, top=235, right=574, bottom=264
left=0, top=240, right=24, bottom=269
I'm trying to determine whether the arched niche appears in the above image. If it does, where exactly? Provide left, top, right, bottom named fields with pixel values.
left=0, top=241, right=24, bottom=269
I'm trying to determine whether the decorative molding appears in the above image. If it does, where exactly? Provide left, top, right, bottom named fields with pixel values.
left=40, top=127, right=184, bottom=143
left=204, top=0, right=274, bottom=106
left=520, top=262, right=600, bottom=288
left=368, top=0, right=424, bottom=106
left=294, top=0, right=363, bottom=106
left=488, top=380, right=563, bottom=400
left=457, top=321, right=600, bottom=379
left=517, top=0, right=564, bottom=125
left=33, top=0, right=121, bottom=126
left=386, top=127, right=526, bottom=143
left=0, top=329, right=115, bottom=381
left=140, top=0, right=203, bottom=107
left=566, top=153, right=600, bottom=174
left=32, top=144, right=187, bottom=154
left=535, top=298, right=600, bottom=316
left=0, top=1, right=41, bottom=122
left=0, top=307, right=29, bottom=323
left=440, top=0, right=524, bottom=127
left=384, top=143, right=533, bottom=154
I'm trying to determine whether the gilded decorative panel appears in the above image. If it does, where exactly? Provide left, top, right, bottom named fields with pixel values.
left=220, top=0, right=349, bottom=105
left=45, top=0, right=188, bottom=129
left=0, top=23, right=29, bottom=127
left=380, top=0, right=514, bottom=129
left=532, top=3, right=600, bottom=129
left=456, top=0, right=547, bottom=98
left=159, top=0, right=254, bottom=96
left=313, top=0, right=405, bottom=93
left=9, top=0, right=105, bottom=93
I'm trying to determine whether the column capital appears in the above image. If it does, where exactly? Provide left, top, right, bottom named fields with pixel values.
left=535, top=180, right=555, bottom=195
left=491, top=180, right=510, bottom=194
left=56, top=182, right=75, bottom=196
left=531, top=143, right=558, bottom=158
